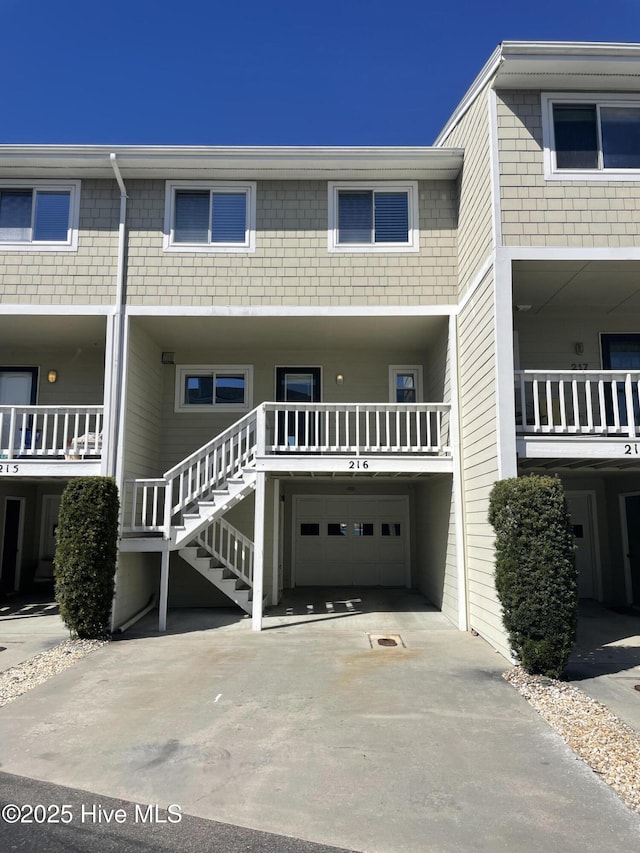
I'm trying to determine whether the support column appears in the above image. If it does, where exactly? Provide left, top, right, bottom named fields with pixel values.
left=159, top=548, right=170, bottom=632
left=252, top=471, right=266, bottom=631
left=271, top=478, right=280, bottom=605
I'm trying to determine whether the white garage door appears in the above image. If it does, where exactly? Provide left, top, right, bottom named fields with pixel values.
left=293, top=495, right=409, bottom=587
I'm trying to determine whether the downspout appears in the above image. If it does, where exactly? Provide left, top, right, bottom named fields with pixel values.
left=107, top=152, right=128, bottom=481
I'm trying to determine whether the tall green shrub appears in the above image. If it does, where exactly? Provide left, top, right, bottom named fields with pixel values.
left=54, top=477, right=119, bottom=638
left=488, top=475, right=577, bottom=678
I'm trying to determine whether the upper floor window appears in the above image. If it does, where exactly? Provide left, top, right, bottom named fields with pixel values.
left=0, top=182, right=80, bottom=251
left=543, top=94, right=640, bottom=179
left=175, top=364, right=253, bottom=412
left=389, top=366, right=423, bottom=403
left=328, top=182, right=419, bottom=252
left=164, top=181, right=256, bottom=252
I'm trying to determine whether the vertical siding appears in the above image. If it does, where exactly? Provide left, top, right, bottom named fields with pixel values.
left=458, top=267, right=509, bottom=657
left=498, top=91, right=640, bottom=248
left=415, top=475, right=457, bottom=624
left=121, top=322, right=163, bottom=480
left=444, top=84, right=494, bottom=295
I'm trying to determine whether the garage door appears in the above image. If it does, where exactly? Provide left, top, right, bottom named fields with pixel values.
left=293, top=495, right=409, bottom=587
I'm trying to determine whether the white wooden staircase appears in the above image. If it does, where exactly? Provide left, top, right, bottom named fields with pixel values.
left=125, top=408, right=262, bottom=614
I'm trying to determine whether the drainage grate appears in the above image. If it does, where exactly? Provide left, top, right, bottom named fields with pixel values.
left=367, top=633, right=405, bottom=649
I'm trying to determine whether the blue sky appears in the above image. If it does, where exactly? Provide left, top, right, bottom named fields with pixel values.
left=3, top=0, right=640, bottom=145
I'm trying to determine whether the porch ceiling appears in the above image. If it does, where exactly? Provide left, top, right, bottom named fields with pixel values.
left=135, top=314, right=447, bottom=351
left=512, top=260, right=640, bottom=316
left=0, top=315, right=106, bottom=348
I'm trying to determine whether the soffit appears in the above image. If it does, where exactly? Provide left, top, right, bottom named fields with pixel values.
left=0, top=314, right=106, bottom=348
left=0, top=146, right=464, bottom=181
left=135, top=314, right=447, bottom=351
left=512, top=260, right=640, bottom=315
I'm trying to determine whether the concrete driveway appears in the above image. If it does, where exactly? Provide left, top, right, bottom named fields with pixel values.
left=1, top=590, right=639, bottom=852
left=0, top=592, right=68, bottom=671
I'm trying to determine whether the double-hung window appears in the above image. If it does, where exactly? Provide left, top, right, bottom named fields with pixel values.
left=175, top=365, right=253, bottom=413
left=0, top=181, right=80, bottom=250
left=164, top=182, right=256, bottom=251
left=328, top=182, right=419, bottom=251
left=543, top=94, right=640, bottom=178
left=389, top=366, right=423, bottom=403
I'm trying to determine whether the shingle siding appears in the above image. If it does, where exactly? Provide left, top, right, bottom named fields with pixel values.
left=498, top=90, right=640, bottom=247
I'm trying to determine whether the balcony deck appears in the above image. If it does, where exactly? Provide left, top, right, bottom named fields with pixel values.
left=515, top=370, right=640, bottom=464
left=0, top=405, right=104, bottom=476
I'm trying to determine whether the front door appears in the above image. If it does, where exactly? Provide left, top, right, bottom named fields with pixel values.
left=601, top=334, right=640, bottom=427
left=275, top=367, right=321, bottom=448
left=565, top=491, right=599, bottom=599
left=622, top=493, right=640, bottom=605
left=0, top=368, right=38, bottom=452
left=1, top=498, right=23, bottom=594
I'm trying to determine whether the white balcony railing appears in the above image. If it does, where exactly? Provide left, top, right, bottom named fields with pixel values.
left=262, top=402, right=450, bottom=455
left=0, top=405, right=104, bottom=459
left=515, top=371, right=640, bottom=437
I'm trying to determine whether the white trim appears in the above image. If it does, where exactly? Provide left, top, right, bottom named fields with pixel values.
left=499, top=246, right=640, bottom=262
left=388, top=365, right=423, bottom=403
left=1, top=496, right=25, bottom=592
left=449, top=313, right=468, bottom=631
left=494, top=253, right=517, bottom=479
left=163, top=180, right=256, bottom=252
left=542, top=92, right=640, bottom=180
left=327, top=181, right=419, bottom=253
left=0, top=180, right=80, bottom=251
left=126, top=304, right=457, bottom=317
left=456, top=254, right=495, bottom=314
left=175, top=364, right=253, bottom=413
left=488, top=88, right=502, bottom=248
left=271, top=478, right=280, bottom=606
left=252, top=471, right=266, bottom=631
left=0, top=304, right=110, bottom=316
left=434, top=46, right=503, bottom=146
left=564, top=489, right=603, bottom=602
left=619, top=491, right=640, bottom=605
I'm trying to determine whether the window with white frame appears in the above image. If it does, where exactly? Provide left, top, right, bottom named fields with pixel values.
left=175, top=365, right=253, bottom=412
left=164, top=182, right=256, bottom=251
left=0, top=182, right=80, bottom=250
left=328, top=182, right=419, bottom=251
left=389, top=366, right=423, bottom=403
left=543, top=94, right=640, bottom=179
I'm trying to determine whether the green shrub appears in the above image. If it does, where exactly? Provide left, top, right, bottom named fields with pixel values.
left=488, top=475, right=577, bottom=678
left=54, top=477, right=119, bottom=639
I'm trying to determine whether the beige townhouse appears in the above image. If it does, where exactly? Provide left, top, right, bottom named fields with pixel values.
left=1, top=42, right=640, bottom=660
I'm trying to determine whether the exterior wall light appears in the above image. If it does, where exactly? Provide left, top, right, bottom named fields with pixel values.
left=47, top=370, right=58, bottom=384
left=574, top=342, right=584, bottom=355
left=336, top=374, right=344, bottom=385
left=161, top=352, right=176, bottom=365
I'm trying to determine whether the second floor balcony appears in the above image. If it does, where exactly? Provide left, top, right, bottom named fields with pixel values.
left=515, top=370, right=640, bottom=461
left=0, top=405, right=104, bottom=475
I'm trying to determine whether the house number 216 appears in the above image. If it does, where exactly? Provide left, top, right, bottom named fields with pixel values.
left=348, top=460, right=369, bottom=469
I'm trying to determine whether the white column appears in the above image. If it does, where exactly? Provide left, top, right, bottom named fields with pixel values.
left=252, top=471, right=266, bottom=631
left=272, top=478, right=280, bottom=605
left=158, top=548, right=170, bottom=632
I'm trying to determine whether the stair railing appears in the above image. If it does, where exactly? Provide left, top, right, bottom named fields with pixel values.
left=195, top=517, right=255, bottom=587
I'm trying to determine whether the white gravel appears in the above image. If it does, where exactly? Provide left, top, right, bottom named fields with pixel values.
left=505, top=667, right=640, bottom=814
left=0, top=639, right=107, bottom=708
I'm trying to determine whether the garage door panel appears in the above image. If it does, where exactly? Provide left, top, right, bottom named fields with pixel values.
left=293, top=495, right=408, bottom=587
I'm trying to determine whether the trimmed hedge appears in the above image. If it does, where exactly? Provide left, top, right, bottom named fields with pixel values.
left=488, top=475, right=577, bottom=678
left=54, top=477, right=119, bottom=639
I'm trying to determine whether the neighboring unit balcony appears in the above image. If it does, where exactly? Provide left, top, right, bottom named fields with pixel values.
left=0, top=405, right=104, bottom=475
left=515, top=370, right=640, bottom=460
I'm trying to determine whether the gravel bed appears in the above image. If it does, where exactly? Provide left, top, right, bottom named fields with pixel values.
left=0, top=639, right=107, bottom=708
left=505, top=667, right=640, bottom=814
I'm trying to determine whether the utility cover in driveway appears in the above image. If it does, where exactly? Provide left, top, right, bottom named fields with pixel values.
left=293, top=495, right=408, bottom=586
